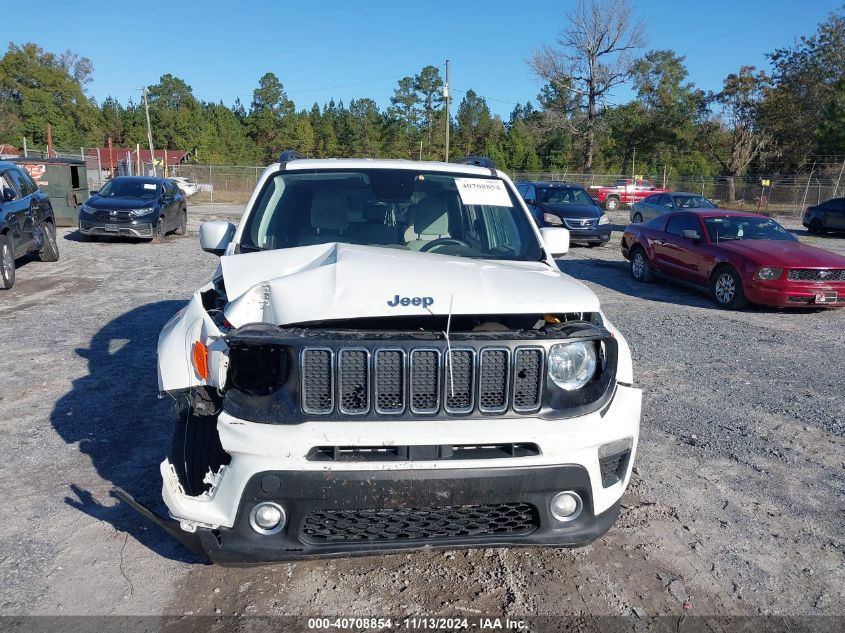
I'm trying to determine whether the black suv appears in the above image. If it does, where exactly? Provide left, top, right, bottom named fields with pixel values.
left=803, top=197, right=845, bottom=234
left=78, top=176, right=187, bottom=242
left=0, top=161, right=60, bottom=290
left=515, top=181, right=611, bottom=246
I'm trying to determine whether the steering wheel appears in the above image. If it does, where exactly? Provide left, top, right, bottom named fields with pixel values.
left=419, top=238, right=472, bottom=252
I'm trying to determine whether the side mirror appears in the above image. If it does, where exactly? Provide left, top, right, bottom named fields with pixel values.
left=540, top=226, right=570, bottom=257
left=2, top=187, right=16, bottom=202
left=524, top=198, right=536, bottom=206
left=199, top=221, right=236, bottom=256
left=90, top=189, right=99, bottom=195
left=681, top=229, right=701, bottom=241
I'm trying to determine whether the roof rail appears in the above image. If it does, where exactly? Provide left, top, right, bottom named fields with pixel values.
left=452, top=155, right=496, bottom=169
left=278, top=149, right=305, bottom=163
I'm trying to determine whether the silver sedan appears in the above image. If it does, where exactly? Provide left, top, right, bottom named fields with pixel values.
left=630, top=192, right=717, bottom=223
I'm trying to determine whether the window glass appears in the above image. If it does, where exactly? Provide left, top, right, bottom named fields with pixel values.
left=98, top=177, right=160, bottom=199
left=673, top=195, right=715, bottom=209
left=702, top=216, right=797, bottom=242
left=665, top=214, right=701, bottom=236
left=240, top=169, right=542, bottom=262
left=7, top=167, right=34, bottom=196
left=539, top=186, right=592, bottom=205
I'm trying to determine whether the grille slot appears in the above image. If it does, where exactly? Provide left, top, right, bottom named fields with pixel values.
left=410, top=349, right=440, bottom=414
left=478, top=349, right=510, bottom=413
left=787, top=269, right=845, bottom=281
left=338, top=349, right=369, bottom=414
left=374, top=350, right=405, bottom=414
left=444, top=349, right=475, bottom=413
left=301, top=349, right=333, bottom=414
left=301, top=502, right=539, bottom=543
left=512, top=348, right=544, bottom=412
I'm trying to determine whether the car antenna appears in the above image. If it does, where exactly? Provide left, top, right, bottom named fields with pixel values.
left=443, top=294, right=455, bottom=399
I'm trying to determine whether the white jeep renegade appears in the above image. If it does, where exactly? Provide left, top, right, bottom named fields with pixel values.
left=120, top=154, right=642, bottom=564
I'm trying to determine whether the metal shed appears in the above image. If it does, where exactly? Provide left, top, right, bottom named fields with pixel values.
left=12, top=157, right=90, bottom=226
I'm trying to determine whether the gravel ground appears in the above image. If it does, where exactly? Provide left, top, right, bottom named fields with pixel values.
left=0, top=204, right=843, bottom=621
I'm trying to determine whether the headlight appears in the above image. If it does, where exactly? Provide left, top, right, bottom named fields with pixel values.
left=598, top=214, right=610, bottom=225
left=129, top=208, right=154, bottom=217
left=754, top=267, right=783, bottom=280
left=548, top=341, right=598, bottom=391
left=543, top=212, right=563, bottom=226
left=80, top=203, right=93, bottom=213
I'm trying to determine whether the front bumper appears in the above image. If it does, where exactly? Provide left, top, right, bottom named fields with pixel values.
left=744, top=280, right=845, bottom=308
left=562, top=226, right=612, bottom=243
left=133, top=383, right=640, bottom=563
left=79, top=218, right=155, bottom=238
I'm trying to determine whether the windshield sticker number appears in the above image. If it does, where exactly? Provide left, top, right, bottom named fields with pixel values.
left=143, top=183, right=157, bottom=190
left=455, top=178, right=512, bottom=207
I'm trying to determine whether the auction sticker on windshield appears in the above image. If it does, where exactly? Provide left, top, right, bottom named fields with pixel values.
left=455, top=178, right=512, bottom=207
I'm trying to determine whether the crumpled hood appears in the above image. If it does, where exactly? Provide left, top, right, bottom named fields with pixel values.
left=220, top=243, right=600, bottom=327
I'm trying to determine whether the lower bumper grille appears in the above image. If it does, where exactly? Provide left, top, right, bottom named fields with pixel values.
left=301, top=502, right=539, bottom=543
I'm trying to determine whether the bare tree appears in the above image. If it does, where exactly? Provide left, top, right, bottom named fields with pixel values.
left=530, top=0, right=645, bottom=171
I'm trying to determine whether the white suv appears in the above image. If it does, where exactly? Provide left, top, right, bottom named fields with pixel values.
left=119, top=154, right=642, bottom=564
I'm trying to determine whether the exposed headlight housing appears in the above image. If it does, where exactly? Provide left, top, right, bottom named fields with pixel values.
left=754, top=267, right=783, bottom=280
left=80, top=203, right=94, bottom=213
left=543, top=212, right=563, bottom=226
left=548, top=341, right=598, bottom=391
left=598, top=214, right=610, bottom=225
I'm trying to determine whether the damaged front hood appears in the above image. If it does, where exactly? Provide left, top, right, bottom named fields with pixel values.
left=221, top=243, right=599, bottom=327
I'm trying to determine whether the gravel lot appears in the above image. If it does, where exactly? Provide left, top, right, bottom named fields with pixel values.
left=0, top=204, right=843, bottom=621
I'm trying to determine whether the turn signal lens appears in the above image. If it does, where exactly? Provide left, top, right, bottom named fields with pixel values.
left=192, top=341, right=209, bottom=380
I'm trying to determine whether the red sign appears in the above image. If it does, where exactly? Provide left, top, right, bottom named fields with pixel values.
left=24, top=164, right=46, bottom=180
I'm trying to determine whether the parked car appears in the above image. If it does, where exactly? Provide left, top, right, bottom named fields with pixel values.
left=630, top=192, right=717, bottom=224
left=515, top=181, right=611, bottom=246
left=0, top=161, right=60, bottom=290
left=588, top=178, right=670, bottom=211
left=803, top=197, right=845, bottom=234
left=172, top=176, right=199, bottom=197
left=117, top=153, right=642, bottom=564
left=622, top=210, right=845, bottom=309
left=78, top=176, right=187, bottom=242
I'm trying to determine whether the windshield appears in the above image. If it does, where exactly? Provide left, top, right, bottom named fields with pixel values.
left=703, top=216, right=797, bottom=243
left=673, top=195, right=715, bottom=209
left=98, top=178, right=160, bottom=199
left=239, top=169, right=543, bottom=261
left=539, top=186, right=593, bottom=206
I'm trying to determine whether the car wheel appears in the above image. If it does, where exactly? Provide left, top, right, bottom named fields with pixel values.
left=175, top=208, right=187, bottom=235
left=630, top=247, right=653, bottom=282
left=170, top=389, right=230, bottom=495
left=151, top=217, right=164, bottom=243
left=633, top=213, right=643, bottom=223
left=587, top=241, right=603, bottom=248
left=809, top=219, right=825, bottom=235
left=0, top=234, right=15, bottom=290
left=605, top=196, right=620, bottom=212
left=37, top=221, right=60, bottom=262
left=710, top=267, right=748, bottom=310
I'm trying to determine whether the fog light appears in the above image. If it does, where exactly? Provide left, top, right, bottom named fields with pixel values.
left=249, top=502, right=286, bottom=535
left=550, top=491, right=582, bottom=522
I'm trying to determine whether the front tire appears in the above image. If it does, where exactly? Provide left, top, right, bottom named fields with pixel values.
left=38, top=221, right=60, bottom=262
left=710, top=267, right=748, bottom=310
left=809, top=219, right=825, bottom=235
left=605, top=196, right=620, bottom=212
left=629, top=247, right=653, bottom=282
left=0, top=234, right=15, bottom=290
left=150, top=217, right=164, bottom=243
left=175, top=208, right=187, bottom=235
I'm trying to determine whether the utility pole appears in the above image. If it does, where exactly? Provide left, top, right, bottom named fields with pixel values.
left=631, top=146, right=636, bottom=182
left=142, top=86, right=156, bottom=177
left=444, top=59, right=450, bottom=163
left=834, top=156, right=845, bottom=197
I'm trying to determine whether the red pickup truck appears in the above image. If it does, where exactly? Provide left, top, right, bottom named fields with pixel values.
left=589, top=179, right=670, bottom=211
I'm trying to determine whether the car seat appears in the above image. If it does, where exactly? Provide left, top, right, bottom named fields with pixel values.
left=297, top=190, right=349, bottom=246
left=404, top=197, right=449, bottom=250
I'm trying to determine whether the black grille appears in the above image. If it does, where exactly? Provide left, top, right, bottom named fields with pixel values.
left=93, top=209, right=132, bottom=221
left=375, top=350, right=404, bottom=413
left=479, top=349, right=509, bottom=413
left=301, top=502, right=539, bottom=543
left=410, top=350, right=439, bottom=413
left=513, top=348, right=543, bottom=411
left=787, top=269, right=845, bottom=281
left=338, top=350, right=368, bottom=413
left=300, top=345, right=546, bottom=417
left=301, top=349, right=333, bottom=414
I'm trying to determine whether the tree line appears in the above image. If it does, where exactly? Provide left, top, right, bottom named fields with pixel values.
left=0, top=2, right=843, bottom=182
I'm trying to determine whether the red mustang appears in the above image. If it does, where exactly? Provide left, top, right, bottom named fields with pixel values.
left=621, top=210, right=845, bottom=309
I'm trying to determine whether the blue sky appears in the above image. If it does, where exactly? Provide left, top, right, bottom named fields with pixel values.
left=3, top=0, right=839, bottom=118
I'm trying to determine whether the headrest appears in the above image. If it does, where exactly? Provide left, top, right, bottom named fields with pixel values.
left=310, top=190, right=348, bottom=232
left=411, top=197, right=449, bottom=236
left=363, top=202, right=387, bottom=222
